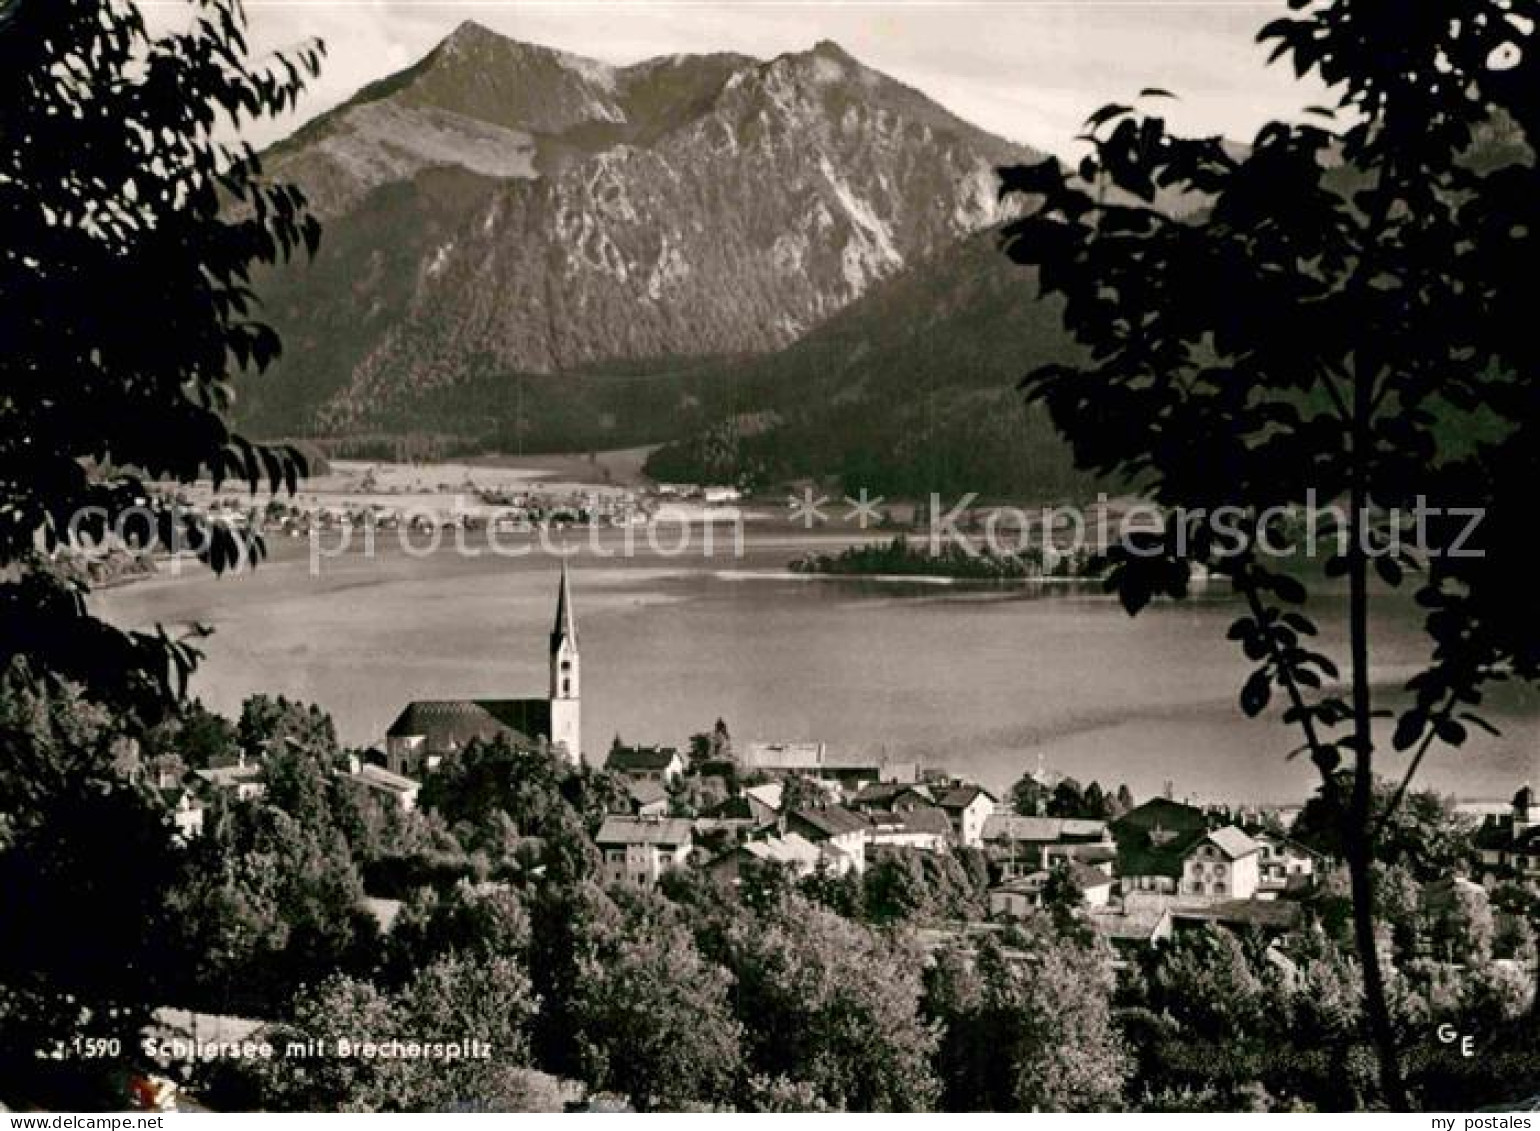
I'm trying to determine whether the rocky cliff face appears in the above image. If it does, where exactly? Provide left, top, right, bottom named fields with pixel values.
left=243, top=22, right=1038, bottom=437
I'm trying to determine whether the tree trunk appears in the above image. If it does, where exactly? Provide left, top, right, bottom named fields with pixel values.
left=1347, top=367, right=1409, bottom=1109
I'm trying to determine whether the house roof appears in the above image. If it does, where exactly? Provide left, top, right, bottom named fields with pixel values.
left=1250, top=829, right=1326, bottom=858
left=982, top=815, right=1108, bottom=844
left=1112, top=797, right=1208, bottom=836
left=594, top=816, right=693, bottom=847
left=606, top=745, right=681, bottom=772
left=1090, top=907, right=1172, bottom=941
left=194, top=764, right=262, bottom=787
left=731, top=832, right=822, bottom=868
left=994, top=861, right=1113, bottom=896
left=1172, top=899, right=1302, bottom=931
left=1192, top=826, right=1262, bottom=860
left=897, top=808, right=955, bottom=837
left=742, top=742, right=826, bottom=770
left=386, top=699, right=550, bottom=750
left=742, top=781, right=784, bottom=812
left=788, top=806, right=869, bottom=840
left=851, top=781, right=933, bottom=808
left=352, top=763, right=420, bottom=794
left=936, top=785, right=995, bottom=811
left=626, top=779, right=669, bottom=807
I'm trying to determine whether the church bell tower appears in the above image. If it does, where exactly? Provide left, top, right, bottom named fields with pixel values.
left=549, top=562, right=581, bottom=764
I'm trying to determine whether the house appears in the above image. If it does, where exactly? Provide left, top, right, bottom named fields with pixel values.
left=707, top=832, right=823, bottom=883
left=1111, top=797, right=1210, bottom=902
left=934, top=785, right=997, bottom=848
left=384, top=566, right=581, bottom=776
left=742, top=781, right=784, bottom=820
left=849, top=782, right=934, bottom=814
left=594, top=816, right=694, bottom=888
left=740, top=743, right=916, bottom=794
left=605, top=744, right=685, bottom=786
left=981, top=815, right=1114, bottom=876
left=1089, top=906, right=1175, bottom=958
left=625, top=779, right=670, bottom=818
left=867, top=807, right=954, bottom=852
left=1180, top=827, right=1262, bottom=902
left=1170, top=898, right=1302, bottom=938
left=786, top=806, right=870, bottom=874
left=1250, top=830, right=1322, bottom=896
left=1474, top=786, right=1540, bottom=885
left=192, top=760, right=265, bottom=802
left=160, top=787, right=205, bottom=841
left=701, top=782, right=783, bottom=827
left=345, top=760, right=421, bottom=812
left=990, top=862, right=1115, bottom=918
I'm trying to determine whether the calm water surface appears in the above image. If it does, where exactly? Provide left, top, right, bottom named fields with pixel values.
left=93, top=534, right=1540, bottom=804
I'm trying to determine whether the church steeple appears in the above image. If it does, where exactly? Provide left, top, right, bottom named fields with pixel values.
left=548, top=561, right=581, bottom=764
left=551, top=558, right=577, bottom=654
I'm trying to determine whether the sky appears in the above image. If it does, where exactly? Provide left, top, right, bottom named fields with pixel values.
left=144, top=0, right=1334, bottom=153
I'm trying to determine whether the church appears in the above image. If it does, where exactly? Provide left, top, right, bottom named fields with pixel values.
left=383, top=563, right=582, bottom=776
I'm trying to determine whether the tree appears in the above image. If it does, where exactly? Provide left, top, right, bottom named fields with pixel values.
left=238, top=954, right=541, bottom=1111
left=0, top=0, right=323, bottom=718
left=569, top=901, right=742, bottom=1110
left=1000, top=0, right=1539, bottom=1105
left=721, top=897, right=940, bottom=1110
left=0, top=664, right=183, bottom=1082
left=925, top=936, right=1128, bottom=1111
left=237, top=694, right=338, bottom=760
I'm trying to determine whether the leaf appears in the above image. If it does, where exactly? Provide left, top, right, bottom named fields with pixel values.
left=1241, top=669, right=1272, bottom=717
left=1392, top=710, right=1425, bottom=752
left=1459, top=712, right=1501, bottom=738
left=1084, top=103, right=1135, bottom=131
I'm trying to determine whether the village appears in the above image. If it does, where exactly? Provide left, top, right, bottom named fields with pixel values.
left=152, top=567, right=1540, bottom=976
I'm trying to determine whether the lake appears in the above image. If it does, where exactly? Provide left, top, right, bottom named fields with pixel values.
left=92, top=529, right=1540, bottom=805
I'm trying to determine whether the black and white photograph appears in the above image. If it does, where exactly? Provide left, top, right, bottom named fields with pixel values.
left=2, top=0, right=1539, bottom=1115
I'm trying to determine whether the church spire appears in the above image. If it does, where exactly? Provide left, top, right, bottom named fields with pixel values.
left=548, top=561, right=581, bottom=763
left=551, top=559, right=577, bottom=652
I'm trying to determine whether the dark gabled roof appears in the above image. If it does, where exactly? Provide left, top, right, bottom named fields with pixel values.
left=788, top=806, right=869, bottom=840
left=935, top=785, right=995, bottom=811
left=1112, top=797, right=1208, bottom=836
left=606, top=745, right=682, bottom=772
left=1172, top=899, right=1302, bottom=931
left=1117, top=825, right=1206, bottom=880
left=594, top=816, right=693, bottom=847
left=386, top=699, right=550, bottom=750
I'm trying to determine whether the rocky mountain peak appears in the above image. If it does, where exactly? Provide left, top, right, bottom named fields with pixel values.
left=244, top=28, right=1044, bottom=441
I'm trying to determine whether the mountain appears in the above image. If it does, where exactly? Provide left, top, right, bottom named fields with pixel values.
left=240, top=23, right=1042, bottom=443
left=641, top=226, right=1097, bottom=499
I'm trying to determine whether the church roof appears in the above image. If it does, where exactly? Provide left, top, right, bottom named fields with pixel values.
left=386, top=699, right=551, bottom=750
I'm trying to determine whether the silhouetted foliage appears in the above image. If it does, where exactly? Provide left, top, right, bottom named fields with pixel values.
left=0, top=0, right=323, bottom=719
left=1000, top=0, right=1539, bottom=1106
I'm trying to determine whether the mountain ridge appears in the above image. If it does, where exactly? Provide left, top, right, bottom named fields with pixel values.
left=239, top=23, right=1043, bottom=442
